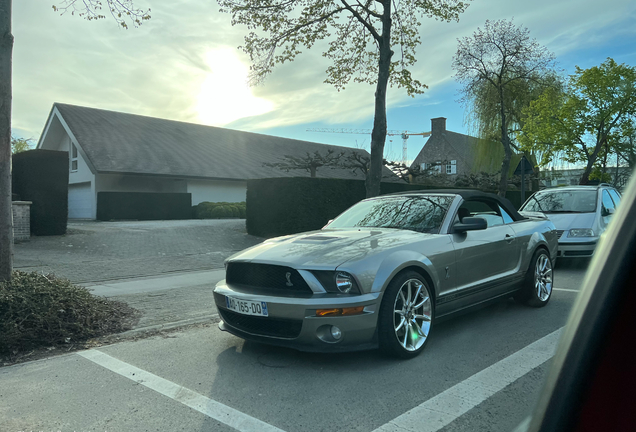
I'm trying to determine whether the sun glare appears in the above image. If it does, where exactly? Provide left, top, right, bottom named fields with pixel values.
left=196, top=48, right=273, bottom=126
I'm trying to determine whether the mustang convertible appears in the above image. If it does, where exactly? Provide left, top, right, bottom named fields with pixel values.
left=214, top=190, right=558, bottom=358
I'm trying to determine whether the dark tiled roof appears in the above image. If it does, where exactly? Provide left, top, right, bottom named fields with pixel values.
left=55, top=103, right=393, bottom=181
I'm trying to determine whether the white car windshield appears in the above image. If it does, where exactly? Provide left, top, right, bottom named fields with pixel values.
left=522, top=190, right=598, bottom=213
left=327, top=195, right=455, bottom=233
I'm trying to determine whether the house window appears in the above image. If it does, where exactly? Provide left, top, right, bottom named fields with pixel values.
left=71, top=143, right=78, bottom=172
left=446, top=160, right=457, bottom=174
left=434, top=161, right=442, bottom=173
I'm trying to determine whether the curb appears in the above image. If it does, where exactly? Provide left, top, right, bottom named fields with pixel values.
left=119, top=314, right=220, bottom=337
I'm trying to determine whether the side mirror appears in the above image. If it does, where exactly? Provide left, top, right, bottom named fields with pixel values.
left=602, top=207, right=615, bottom=217
left=452, top=217, right=488, bottom=234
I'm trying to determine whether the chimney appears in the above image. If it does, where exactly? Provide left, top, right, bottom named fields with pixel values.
left=431, top=117, right=446, bottom=135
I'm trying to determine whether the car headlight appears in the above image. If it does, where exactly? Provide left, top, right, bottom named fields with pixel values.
left=312, top=271, right=361, bottom=294
left=568, top=228, right=595, bottom=237
left=335, top=272, right=354, bottom=293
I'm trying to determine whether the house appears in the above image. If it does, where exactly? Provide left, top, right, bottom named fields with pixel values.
left=411, top=117, right=535, bottom=181
left=36, top=103, right=388, bottom=219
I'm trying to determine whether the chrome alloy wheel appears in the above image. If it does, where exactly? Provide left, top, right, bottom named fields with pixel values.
left=393, top=279, right=432, bottom=352
left=535, top=254, right=553, bottom=302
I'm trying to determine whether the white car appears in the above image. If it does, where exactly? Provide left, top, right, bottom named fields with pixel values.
left=519, top=184, right=621, bottom=258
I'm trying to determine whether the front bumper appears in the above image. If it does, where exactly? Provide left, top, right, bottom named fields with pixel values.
left=557, top=239, right=598, bottom=258
left=213, top=282, right=382, bottom=352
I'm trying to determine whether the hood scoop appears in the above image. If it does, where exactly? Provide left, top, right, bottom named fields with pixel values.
left=294, top=235, right=341, bottom=243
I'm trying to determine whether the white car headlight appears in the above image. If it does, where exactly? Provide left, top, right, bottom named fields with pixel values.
left=568, top=228, right=595, bottom=237
left=335, top=272, right=354, bottom=293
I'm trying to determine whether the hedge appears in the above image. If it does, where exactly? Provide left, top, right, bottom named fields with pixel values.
left=246, top=177, right=533, bottom=238
left=12, top=150, right=69, bottom=235
left=97, top=192, right=192, bottom=221
left=192, top=201, right=246, bottom=219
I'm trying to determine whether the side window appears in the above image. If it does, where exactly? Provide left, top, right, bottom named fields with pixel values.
left=457, top=200, right=504, bottom=227
left=445, top=160, right=457, bottom=174
left=499, top=205, right=514, bottom=224
left=70, top=143, right=78, bottom=172
left=608, top=189, right=621, bottom=207
left=602, top=190, right=615, bottom=211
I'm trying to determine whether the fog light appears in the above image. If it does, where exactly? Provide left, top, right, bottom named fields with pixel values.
left=330, top=326, right=342, bottom=340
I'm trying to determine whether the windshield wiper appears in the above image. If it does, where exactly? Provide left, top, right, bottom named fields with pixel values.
left=544, top=210, right=591, bottom=214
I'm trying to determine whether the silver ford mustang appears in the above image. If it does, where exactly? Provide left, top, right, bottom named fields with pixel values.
left=214, top=190, right=558, bottom=358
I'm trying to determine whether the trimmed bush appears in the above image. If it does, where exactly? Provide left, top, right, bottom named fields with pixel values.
left=97, top=192, right=192, bottom=221
left=245, top=178, right=448, bottom=237
left=245, top=177, right=529, bottom=238
left=192, top=201, right=246, bottom=219
left=0, top=271, right=140, bottom=355
left=12, top=150, right=69, bottom=235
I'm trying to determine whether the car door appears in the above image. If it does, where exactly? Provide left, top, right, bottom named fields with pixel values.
left=450, top=199, right=521, bottom=301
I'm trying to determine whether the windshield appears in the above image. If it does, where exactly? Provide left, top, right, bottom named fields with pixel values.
left=327, top=195, right=454, bottom=233
left=522, top=190, right=598, bottom=213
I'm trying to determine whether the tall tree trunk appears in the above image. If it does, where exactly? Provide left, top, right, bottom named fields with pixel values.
left=579, top=137, right=605, bottom=185
left=497, top=88, right=512, bottom=197
left=366, top=0, right=392, bottom=198
left=0, top=0, right=13, bottom=282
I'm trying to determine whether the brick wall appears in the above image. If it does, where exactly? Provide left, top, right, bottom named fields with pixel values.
left=12, top=201, right=32, bottom=242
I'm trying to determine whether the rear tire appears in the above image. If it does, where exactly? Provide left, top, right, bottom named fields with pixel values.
left=515, top=249, right=553, bottom=307
left=378, top=271, right=434, bottom=359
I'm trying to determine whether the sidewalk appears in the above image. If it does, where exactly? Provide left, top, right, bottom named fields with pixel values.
left=13, top=219, right=263, bottom=336
left=85, top=269, right=226, bottom=333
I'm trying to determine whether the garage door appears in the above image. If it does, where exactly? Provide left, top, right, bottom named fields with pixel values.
left=68, top=182, right=94, bottom=219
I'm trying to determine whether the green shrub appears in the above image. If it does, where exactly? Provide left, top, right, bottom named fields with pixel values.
left=192, top=201, right=246, bottom=219
left=0, top=271, right=140, bottom=356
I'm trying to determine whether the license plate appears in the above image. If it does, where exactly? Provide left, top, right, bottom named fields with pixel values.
left=225, top=296, right=269, bottom=317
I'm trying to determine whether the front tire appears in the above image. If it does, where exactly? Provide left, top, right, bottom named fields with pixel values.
left=515, top=249, right=553, bottom=307
left=378, top=271, right=434, bottom=359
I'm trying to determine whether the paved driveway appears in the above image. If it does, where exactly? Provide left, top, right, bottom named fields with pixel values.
left=14, top=219, right=263, bottom=283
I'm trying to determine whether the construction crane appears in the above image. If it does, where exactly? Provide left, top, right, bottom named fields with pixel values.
left=307, top=128, right=431, bottom=164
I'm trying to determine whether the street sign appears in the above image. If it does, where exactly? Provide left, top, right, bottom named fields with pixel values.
left=514, top=156, right=534, bottom=176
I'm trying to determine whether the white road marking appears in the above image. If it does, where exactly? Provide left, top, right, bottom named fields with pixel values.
left=78, top=350, right=285, bottom=432
left=553, top=288, right=580, bottom=293
left=373, top=328, right=563, bottom=432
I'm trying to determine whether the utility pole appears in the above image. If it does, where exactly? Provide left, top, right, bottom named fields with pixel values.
left=0, top=0, right=13, bottom=281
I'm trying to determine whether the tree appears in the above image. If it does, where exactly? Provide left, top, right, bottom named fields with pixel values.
left=11, top=137, right=32, bottom=154
left=520, top=58, right=636, bottom=184
left=0, top=0, right=149, bottom=282
left=52, top=0, right=151, bottom=29
left=263, top=149, right=344, bottom=177
left=453, top=19, right=557, bottom=197
left=217, top=0, right=470, bottom=198
left=0, top=0, right=12, bottom=282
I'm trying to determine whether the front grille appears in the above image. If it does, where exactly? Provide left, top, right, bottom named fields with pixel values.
left=219, top=308, right=302, bottom=339
left=556, top=230, right=565, bottom=239
left=226, top=263, right=313, bottom=294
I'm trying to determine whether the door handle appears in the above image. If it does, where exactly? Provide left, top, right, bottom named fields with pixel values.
left=505, top=234, right=515, bottom=243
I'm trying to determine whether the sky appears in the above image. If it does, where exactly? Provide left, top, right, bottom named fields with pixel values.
left=11, top=0, right=636, bottom=162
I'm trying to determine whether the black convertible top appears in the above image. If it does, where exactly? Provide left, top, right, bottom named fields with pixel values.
left=385, top=189, right=526, bottom=221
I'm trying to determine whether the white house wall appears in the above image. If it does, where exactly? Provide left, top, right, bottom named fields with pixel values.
left=187, top=179, right=246, bottom=205
left=96, top=174, right=188, bottom=194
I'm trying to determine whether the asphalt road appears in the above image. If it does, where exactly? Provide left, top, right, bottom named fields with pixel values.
left=0, top=261, right=588, bottom=432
